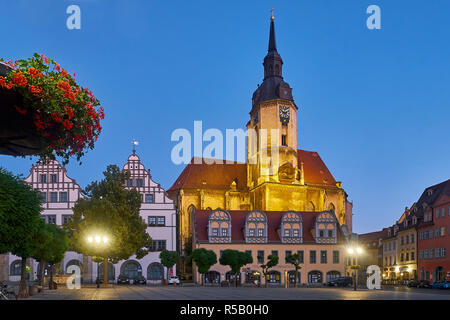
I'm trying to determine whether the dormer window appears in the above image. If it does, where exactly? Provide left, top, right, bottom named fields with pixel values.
left=315, top=211, right=337, bottom=244
left=208, top=209, right=231, bottom=243
left=281, top=212, right=302, bottom=244
left=245, top=210, right=267, bottom=244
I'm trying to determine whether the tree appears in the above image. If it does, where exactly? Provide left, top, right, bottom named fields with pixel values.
left=31, top=219, right=69, bottom=289
left=219, top=250, right=253, bottom=287
left=287, top=253, right=302, bottom=288
left=160, top=250, right=179, bottom=284
left=190, top=248, right=217, bottom=286
left=0, top=167, right=42, bottom=297
left=260, top=254, right=279, bottom=288
left=65, top=165, right=152, bottom=285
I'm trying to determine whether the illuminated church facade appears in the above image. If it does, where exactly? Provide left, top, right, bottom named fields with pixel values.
left=168, top=16, right=353, bottom=266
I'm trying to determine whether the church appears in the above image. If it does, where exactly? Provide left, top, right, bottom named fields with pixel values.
left=168, top=15, right=353, bottom=282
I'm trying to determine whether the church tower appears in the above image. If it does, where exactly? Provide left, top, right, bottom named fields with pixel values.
left=247, top=14, right=300, bottom=196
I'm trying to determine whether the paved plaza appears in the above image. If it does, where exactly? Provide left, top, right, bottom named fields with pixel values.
left=22, top=285, right=450, bottom=300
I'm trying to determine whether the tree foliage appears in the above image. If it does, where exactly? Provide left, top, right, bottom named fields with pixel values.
left=219, top=249, right=253, bottom=287
left=65, top=165, right=152, bottom=264
left=0, top=167, right=42, bottom=255
left=0, top=167, right=42, bottom=296
left=160, top=250, right=179, bottom=281
left=287, top=253, right=302, bottom=288
left=260, top=254, right=279, bottom=288
left=191, top=248, right=217, bottom=285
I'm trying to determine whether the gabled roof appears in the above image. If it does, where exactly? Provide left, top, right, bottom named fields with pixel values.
left=194, top=209, right=346, bottom=244
left=168, top=157, right=247, bottom=192
left=168, top=149, right=339, bottom=192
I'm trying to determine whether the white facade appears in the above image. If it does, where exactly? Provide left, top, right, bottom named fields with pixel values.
left=6, top=160, right=83, bottom=282
left=4, top=153, right=177, bottom=284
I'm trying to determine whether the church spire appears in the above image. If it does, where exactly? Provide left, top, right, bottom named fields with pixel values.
left=263, top=14, right=282, bottom=79
left=268, top=9, right=277, bottom=53
left=251, top=13, right=294, bottom=107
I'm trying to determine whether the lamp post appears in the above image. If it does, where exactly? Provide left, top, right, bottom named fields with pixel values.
left=87, top=234, right=109, bottom=288
left=347, top=247, right=363, bottom=291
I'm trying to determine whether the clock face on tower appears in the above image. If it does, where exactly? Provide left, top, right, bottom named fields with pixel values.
left=279, top=105, right=290, bottom=125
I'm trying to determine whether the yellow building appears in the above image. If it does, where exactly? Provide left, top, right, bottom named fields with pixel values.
left=167, top=16, right=353, bottom=267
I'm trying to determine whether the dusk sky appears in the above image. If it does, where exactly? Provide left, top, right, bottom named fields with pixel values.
left=1, top=0, right=449, bottom=234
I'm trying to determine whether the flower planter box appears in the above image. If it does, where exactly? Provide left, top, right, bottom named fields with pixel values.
left=0, top=86, right=45, bottom=156
left=0, top=55, right=104, bottom=162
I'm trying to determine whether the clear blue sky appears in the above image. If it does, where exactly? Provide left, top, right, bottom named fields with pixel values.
left=1, top=0, right=449, bottom=234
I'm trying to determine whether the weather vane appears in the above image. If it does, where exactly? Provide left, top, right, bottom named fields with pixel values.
left=132, top=139, right=139, bottom=154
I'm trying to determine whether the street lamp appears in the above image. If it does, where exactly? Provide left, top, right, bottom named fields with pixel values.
left=87, top=233, right=110, bottom=288
left=347, top=246, right=363, bottom=291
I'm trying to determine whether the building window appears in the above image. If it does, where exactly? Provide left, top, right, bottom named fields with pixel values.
left=148, top=216, right=165, bottom=227
left=411, top=251, right=415, bottom=261
left=145, top=194, right=154, bottom=203
left=281, top=135, right=287, bottom=146
left=285, top=251, right=292, bottom=263
left=136, top=179, right=144, bottom=187
left=310, top=251, right=316, bottom=264
left=150, top=240, right=166, bottom=251
left=47, top=215, right=56, bottom=224
left=245, top=210, right=267, bottom=243
left=208, top=209, right=231, bottom=243
left=40, top=192, right=47, bottom=203
left=50, top=192, right=58, bottom=203
left=40, top=174, right=47, bottom=183
left=50, top=174, right=57, bottom=183
left=245, top=250, right=252, bottom=259
left=10, top=260, right=22, bottom=276
left=126, top=179, right=133, bottom=187
left=320, top=251, right=327, bottom=264
left=296, top=251, right=304, bottom=264
left=411, top=234, right=415, bottom=243
left=400, top=253, right=404, bottom=262
left=257, top=251, right=264, bottom=264
left=333, top=250, right=340, bottom=264
left=271, top=250, right=278, bottom=257
left=406, top=252, right=409, bottom=261
left=62, top=215, right=71, bottom=225
left=59, top=192, right=68, bottom=202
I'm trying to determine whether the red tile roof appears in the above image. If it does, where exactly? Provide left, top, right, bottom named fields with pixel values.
left=168, top=149, right=338, bottom=192
left=297, top=150, right=337, bottom=186
left=194, top=209, right=346, bottom=244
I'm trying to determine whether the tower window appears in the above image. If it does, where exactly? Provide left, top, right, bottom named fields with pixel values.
left=281, top=135, right=287, bottom=146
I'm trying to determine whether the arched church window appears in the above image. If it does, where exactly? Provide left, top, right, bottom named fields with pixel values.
left=281, top=211, right=303, bottom=244
left=315, top=211, right=337, bottom=244
left=208, top=209, right=231, bottom=243
left=245, top=210, right=267, bottom=243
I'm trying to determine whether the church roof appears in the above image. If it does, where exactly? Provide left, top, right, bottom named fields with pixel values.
left=168, top=157, right=247, bottom=192
left=193, top=209, right=346, bottom=244
left=167, top=149, right=339, bottom=192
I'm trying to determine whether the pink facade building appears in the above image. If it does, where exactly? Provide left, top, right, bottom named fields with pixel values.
left=192, top=209, right=347, bottom=286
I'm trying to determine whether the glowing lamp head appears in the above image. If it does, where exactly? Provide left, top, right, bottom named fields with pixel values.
left=87, top=236, right=93, bottom=243
left=95, top=236, right=101, bottom=244
left=356, top=247, right=363, bottom=254
left=347, top=248, right=354, bottom=255
left=102, top=236, right=108, bottom=244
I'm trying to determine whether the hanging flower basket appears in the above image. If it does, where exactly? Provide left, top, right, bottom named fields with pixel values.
left=0, top=54, right=104, bottom=164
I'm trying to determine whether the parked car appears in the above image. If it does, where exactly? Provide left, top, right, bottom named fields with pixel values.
left=432, top=280, right=450, bottom=289
left=406, top=280, right=420, bottom=287
left=168, top=276, right=180, bottom=285
left=133, top=275, right=147, bottom=285
left=417, top=280, right=432, bottom=288
left=117, top=274, right=130, bottom=285
left=327, top=277, right=353, bottom=287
